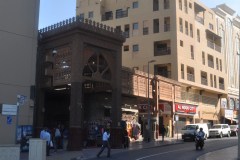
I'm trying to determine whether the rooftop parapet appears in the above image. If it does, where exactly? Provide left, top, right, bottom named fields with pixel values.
left=38, top=16, right=125, bottom=41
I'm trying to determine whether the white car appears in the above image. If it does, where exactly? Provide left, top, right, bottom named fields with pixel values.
left=209, top=124, right=231, bottom=138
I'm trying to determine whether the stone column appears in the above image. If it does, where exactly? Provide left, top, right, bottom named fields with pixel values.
left=67, top=36, right=84, bottom=151
left=110, top=47, right=122, bottom=148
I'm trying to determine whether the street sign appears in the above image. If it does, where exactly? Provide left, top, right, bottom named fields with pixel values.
left=2, top=104, right=17, bottom=115
left=17, top=95, right=26, bottom=106
left=7, top=116, right=12, bottom=124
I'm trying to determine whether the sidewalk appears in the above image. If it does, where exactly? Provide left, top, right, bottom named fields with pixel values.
left=197, top=145, right=238, bottom=160
left=20, top=137, right=183, bottom=160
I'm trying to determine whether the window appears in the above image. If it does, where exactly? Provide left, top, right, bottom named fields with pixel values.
left=133, top=1, right=139, bottom=8
left=124, top=45, right=129, bottom=51
left=184, top=0, right=188, bottom=13
left=133, top=44, right=139, bottom=52
left=164, top=17, right=170, bottom=32
left=179, top=18, right=183, bottom=32
left=164, top=0, right=170, bottom=9
left=202, top=52, right=205, bottom=65
left=154, top=41, right=171, bottom=56
left=153, top=0, right=159, bottom=11
left=209, top=23, right=213, bottom=30
left=143, top=20, right=149, bottom=35
left=201, top=71, right=208, bottom=86
left=220, top=60, right=222, bottom=71
left=208, top=54, right=214, bottom=68
left=124, top=24, right=130, bottom=38
left=181, top=64, right=184, bottom=79
left=185, top=21, right=188, bottom=35
left=88, top=11, right=93, bottom=19
left=187, top=66, right=195, bottom=82
left=153, top=19, right=159, bottom=33
left=210, top=74, right=213, bottom=87
left=179, top=0, right=182, bottom=10
left=133, top=23, right=138, bottom=30
left=190, top=24, right=193, bottom=37
left=189, top=2, right=192, bottom=9
left=190, top=45, right=194, bottom=59
left=197, top=29, right=200, bottom=42
left=216, top=58, right=219, bottom=70
left=214, top=75, right=217, bottom=88
left=79, top=13, right=84, bottom=20
left=180, top=40, right=183, bottom=47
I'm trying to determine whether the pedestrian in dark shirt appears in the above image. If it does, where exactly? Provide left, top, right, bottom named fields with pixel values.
left=161, top=125, right=166, bottom=142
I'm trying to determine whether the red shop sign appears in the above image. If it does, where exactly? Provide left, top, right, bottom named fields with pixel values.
left=175, top=103, right=196, bottom=114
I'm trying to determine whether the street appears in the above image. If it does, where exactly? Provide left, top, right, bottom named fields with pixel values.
left=90, top=137, right=238, bottom=160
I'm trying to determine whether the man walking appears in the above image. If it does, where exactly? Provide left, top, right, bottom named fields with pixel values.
left=97, top=128, right=111, bottom=158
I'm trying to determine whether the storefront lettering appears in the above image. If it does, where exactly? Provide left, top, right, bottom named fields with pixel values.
left=175, top=103, right=196, bottom=114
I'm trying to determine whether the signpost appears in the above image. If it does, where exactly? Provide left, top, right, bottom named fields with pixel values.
left=15, top=95, right=26, bottom=144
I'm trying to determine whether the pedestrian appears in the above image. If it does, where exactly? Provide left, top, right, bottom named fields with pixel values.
left=40, top=127, right=51, bottom=156
left=54, top=125, right=61, bottom=152
left=166, top=125, right=170, bottom=137
left=96, top=128, right=111, bottom=158
left=161, top=125, right=166, bottom=142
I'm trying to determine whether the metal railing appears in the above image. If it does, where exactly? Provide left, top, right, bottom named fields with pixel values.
left=219, top=83, right=225, bottom=90
left=207, top=40, right=222, bottom=53
left=195, top=15, right=204, bottom=25
left=164, top=24, right=170, bottom=32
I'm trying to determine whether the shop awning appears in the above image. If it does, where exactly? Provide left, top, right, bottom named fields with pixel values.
left=225, top=117, right=238, bottom=123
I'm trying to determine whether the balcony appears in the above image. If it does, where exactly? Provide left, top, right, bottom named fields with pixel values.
left=195, top=15, right=204, bottom=25
left=207, top=40, right=221, bottom=53
left=154, top=47, right=171, bottom=56
left=116, top=10, right=128, bottom=19
left=102, top=15, right=113, bottom=21
left=187, top=73, right=195, bottom=82
left=158, top=71, right=171, bottom=78
left=201, top=77, right=208, bottom=85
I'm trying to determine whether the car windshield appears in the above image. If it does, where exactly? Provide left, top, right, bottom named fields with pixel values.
left=212, top=125, right=221, bottom=129
left=182, top=125, right=196, bottom=130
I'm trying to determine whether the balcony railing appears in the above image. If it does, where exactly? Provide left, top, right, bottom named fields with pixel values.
left=219, top=83, right=225, bottom=90
left=116, top=10, right=128, bottom=19
left=154, top=47, right=171, bottom=56
left=158, top=71, right=171, bottom=78
left=143, top=27, right=148, bottom=35
left=201, top=77, right=208, bottom=85
left=187, top=73, right=195, bottom=82
left=102, top=15, right=113, bottom=21
left=207, top=40, right=221, bottom=53
left=164, top=24, right=170, bottom=32
left=195, top=15, right=204, bottom=25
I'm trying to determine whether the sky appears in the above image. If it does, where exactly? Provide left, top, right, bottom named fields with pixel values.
left=38, top=0, right=240, bottom=29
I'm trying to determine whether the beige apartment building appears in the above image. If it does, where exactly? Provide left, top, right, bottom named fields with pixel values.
left=0, top=1, right=40, bottom=144
left=77, top=0, right=231, bottom=129
left=212, top=4, right=240, bottom=123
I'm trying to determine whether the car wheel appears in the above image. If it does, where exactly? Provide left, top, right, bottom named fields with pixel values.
left=227, top=132, right=230, bottom=137
left=219, top=132, right=223, bottom=138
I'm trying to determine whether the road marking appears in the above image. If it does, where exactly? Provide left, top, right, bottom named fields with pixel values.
left=135, top=148, right=186, bottom=160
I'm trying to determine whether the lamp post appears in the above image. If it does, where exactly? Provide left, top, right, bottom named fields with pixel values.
left=147, top=60, right=156, bottom=142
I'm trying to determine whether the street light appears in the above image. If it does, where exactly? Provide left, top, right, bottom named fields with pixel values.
left=147, top=60, right=156, bottom=142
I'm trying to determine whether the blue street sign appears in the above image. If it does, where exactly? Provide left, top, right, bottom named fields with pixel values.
left=7, top=116, right=12, bottom=125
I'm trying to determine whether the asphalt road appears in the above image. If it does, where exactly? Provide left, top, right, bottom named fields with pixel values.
left=90, top=137, right=238, bottom=160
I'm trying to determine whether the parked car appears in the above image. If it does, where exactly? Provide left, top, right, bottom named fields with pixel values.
left=230, top=125, right=238, bottom=136
left=182, top=123, right=209, bottom=141
left=209, top=124, right=231, bottom=138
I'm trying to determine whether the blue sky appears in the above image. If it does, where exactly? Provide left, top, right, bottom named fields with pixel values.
left=38, top=0, right=239, bottom=29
